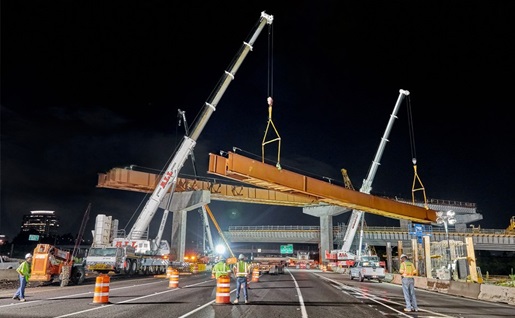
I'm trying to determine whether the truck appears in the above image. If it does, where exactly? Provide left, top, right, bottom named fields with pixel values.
left=29, top=243, right=86, bottom=287
left=327, top=90, right=410, bottom=267
left=349, top=255, right=385, bottom=282
left=85, top=214, right=169, bottom=275
left=86, top=12, right=273, bottom=275
left=0, top=255, right=20, bottom=270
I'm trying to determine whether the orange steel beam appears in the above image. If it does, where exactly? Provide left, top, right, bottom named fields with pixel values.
left=97, top=167, right=319, bottom=207
left=207, top=152, right=438, bottom=223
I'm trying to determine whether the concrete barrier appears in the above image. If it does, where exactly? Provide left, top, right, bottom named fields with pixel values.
left=0, top=269, right=19, bottom=280
left=448, top=281, right=481, bottom=299
left=388, top=273, right=514, bottom=305
left=478, top=284, right=515, bottom=305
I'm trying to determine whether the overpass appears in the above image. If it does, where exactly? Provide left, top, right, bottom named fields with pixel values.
left=224, top=225, right=515, bottom=252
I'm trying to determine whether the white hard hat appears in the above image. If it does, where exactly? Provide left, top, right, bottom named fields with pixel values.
left=238, top=254, right=245, bottom=260
left=400, top=254, right=408, bottom=259
left=25, top=253, right=33, bottom=259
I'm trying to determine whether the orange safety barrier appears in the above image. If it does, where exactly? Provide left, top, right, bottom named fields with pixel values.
left=92, top=274, right=110, bottom=304
left=168, top=268, right=179, bottom=288
left=166, top=266, right=173, bottom=278
left=192, top=264, right=198, bottom=274
left=251, top=267, right=259, bottom=282
left=215, top=275, right=231, bottom=304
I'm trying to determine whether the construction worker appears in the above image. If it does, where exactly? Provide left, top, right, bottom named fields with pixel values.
left=13, top=253, right=32, bottom=302
left=232, top=254, right=250, bottom=304
left=212, top=256, right=231, bottom=279
left=399, top=254, right=419, bottom=312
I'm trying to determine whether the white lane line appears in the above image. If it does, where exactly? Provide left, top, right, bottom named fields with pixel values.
left=286, top=268, right=308, bottom=318
left=54, top=279, right=214, bottom=318
left=315, top=274, right=456, bottom=318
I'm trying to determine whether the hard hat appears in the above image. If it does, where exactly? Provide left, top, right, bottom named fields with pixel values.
left=25, top=253, right=33, bottom=259
left=238, top=254, right=245, bottom=260
left=400, top=254, right=408, bottom=259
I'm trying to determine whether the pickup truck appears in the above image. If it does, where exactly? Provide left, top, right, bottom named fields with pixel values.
left=0, top=256, right=21, bottom=270
left=349, top=259, right=385, bottom=282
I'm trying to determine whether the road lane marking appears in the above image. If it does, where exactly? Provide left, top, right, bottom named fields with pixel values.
left=286, top=268, right=308, bottom=318
left=315, top=273, right=456, bottom=318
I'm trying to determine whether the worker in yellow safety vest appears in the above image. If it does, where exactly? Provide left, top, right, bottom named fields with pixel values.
left=212, top=256, right=231, bottom=279
left=399, top=254, right=419, bottom=312
left=232, top=254, right=250, bottom=304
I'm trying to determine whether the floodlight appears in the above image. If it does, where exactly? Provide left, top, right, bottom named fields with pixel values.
left=446, top=210, right=456, bottom=217
left=448, top=218, right=457, bottom=225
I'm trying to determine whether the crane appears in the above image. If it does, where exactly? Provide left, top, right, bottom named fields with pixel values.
left=336, top=89, right=410, bottom=261
left=126, top=12, right=273, bottom=243
left=86, top=11, right=273, bottom=275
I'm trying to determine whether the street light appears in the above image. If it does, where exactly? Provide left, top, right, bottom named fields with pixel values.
left=436, top=210, right=457, bottom=280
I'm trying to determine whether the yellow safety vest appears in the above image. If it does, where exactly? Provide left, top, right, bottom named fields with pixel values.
left=235, top=261, right=248, bottom=277
left=400, top=261, right=417, bottom=277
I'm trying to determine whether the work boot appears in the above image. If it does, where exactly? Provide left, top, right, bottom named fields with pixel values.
left=233, top=299, right=239, bottom=304
left=20, top=298, right=26, bottom=302
left=245, top=299, right=249, bottom=304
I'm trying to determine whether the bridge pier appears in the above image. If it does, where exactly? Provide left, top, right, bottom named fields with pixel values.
left=160, top=190, right=210, bottom=262
left=303, top=205, right=350, bottom=262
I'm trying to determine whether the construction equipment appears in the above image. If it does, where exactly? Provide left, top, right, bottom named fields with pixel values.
left=329, top=89, right=410, bottom=264
left=30, top=243, right=86, bottom=287
left=86, top=12, right=273, bottom=274
left=203, top=205, right=237, bottom=264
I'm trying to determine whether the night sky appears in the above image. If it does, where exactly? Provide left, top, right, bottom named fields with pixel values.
left=2, top=2, right=514, bottom=246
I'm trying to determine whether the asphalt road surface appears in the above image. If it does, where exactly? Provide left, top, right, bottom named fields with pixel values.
left=0, top=268, right=513, bottom=317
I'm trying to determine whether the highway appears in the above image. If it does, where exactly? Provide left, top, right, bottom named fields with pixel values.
left=0, top=269, right=513, bottom=318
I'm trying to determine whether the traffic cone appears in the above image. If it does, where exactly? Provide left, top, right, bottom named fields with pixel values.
left=92, top=274, right=110, bottom=304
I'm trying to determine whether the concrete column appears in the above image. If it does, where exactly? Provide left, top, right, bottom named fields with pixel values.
left=171, top=210, right=187, bottom=261
left=161, top=190, right=210, bottom=262
left=303, top=205, right=349, bottom=262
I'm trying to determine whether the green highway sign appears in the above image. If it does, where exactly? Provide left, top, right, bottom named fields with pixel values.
left=28, top=234, right=40, bottom=241
left=280, top=244, right=293, bottom=254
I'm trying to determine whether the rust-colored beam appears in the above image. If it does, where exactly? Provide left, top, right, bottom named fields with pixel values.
left=97, top=167, right=319, bottom=207
left=208, top=152, right=438, bottom=223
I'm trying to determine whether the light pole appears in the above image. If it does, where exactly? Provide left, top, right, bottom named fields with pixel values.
left=436, top=210, right=456, bottom=280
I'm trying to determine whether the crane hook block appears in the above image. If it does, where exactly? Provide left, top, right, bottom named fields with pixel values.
left=267, top=96, right=273, bottom=106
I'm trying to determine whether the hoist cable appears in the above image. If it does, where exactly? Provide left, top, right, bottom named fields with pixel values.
left=406, top=95, right=417, bottom=162
left=267, top=23, right=274, bottom=97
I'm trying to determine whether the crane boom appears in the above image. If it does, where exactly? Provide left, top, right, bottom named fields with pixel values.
left=340, top=89, right=410, bottom=255
left=128, top=11, right=274, bottom=240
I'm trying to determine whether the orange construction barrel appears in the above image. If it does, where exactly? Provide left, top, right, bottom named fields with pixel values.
left=92, top=274, right=110, bottom=304
left=168, top=268, right=179, bottom=288
left=251, top=267, right=259, bottom=282
left=166, top=266, right=173, bottom=278
left=215, top=275, right=231, bottom=304
left=192, top=264, right=198, bottom=274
